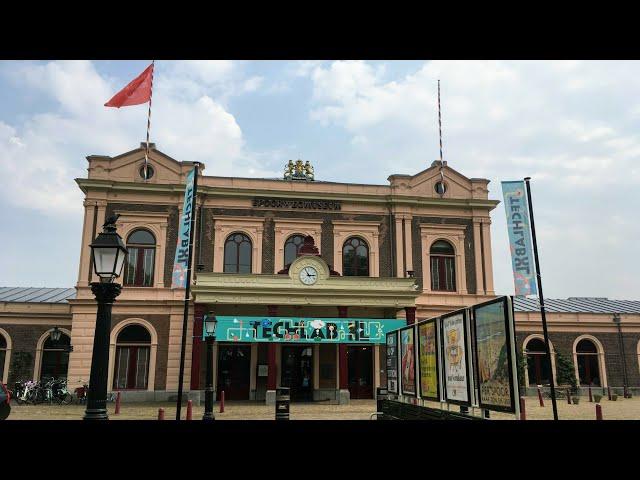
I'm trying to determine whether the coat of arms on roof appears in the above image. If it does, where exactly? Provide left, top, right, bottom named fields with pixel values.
left=284, top=159, right=314, bottom=181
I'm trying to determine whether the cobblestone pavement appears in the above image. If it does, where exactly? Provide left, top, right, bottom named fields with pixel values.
left=5, top=397, right=640, bottom=420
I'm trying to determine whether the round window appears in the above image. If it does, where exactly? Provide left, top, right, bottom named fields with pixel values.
left=434, top=181, right=446, bottom=195
left=139, top=164, right=155, bottom=180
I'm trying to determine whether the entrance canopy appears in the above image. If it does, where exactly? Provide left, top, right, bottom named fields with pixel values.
left=210, top=316, right=407, bottom=343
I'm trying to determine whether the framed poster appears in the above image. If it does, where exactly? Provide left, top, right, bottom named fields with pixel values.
left=257, top=364, right=269, bottom=377
left=386, top=332, right=399, bottom=394
left=417, top=319, right=440, bottom=401
left=472, top=296, right=516, bottom=413
left=441, top=310, right=471, bottom=406
left=399, top=325, right=417, bottom=396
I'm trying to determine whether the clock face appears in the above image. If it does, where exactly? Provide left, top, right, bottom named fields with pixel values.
left=299, top=266, right=318, bottom=285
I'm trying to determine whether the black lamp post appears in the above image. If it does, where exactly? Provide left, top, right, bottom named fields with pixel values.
left=202, top=313, right=217, bottom=421
left=83, top=215, right=128, bottom=421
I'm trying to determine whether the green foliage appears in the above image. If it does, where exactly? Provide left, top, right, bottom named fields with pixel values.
left=515, top=348, right=527, bottom=389
left=555, top=351, right=578, bottom=392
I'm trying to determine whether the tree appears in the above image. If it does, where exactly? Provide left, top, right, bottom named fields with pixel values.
left=555, top=351, right=578, bottom=393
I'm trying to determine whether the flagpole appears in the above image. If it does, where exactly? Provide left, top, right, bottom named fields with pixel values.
left=176, top=162, right=199, bottom=420
left=524, top=176, right=558, bottom=421
left=143, top=60, right=155, bottom=181
left=437, top=80, right=445, bottom=191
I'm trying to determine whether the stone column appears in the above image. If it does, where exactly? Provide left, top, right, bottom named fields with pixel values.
left=405, top=306, right=416, bottom=325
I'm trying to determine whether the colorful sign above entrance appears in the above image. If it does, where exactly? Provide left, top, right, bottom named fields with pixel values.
left=209, top=317, right=407, bottom=344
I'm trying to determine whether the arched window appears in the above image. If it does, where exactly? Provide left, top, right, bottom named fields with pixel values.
left=342, top=237, right=369, bottom=277
left=40, top=332, right=70, bottom=381
left=576, top=338, right=601, bottom=387
left=124, top=229, right=156, bottom=287
left=113, top=324, right=151, bottom=390
left=284, top=234, right=307, bottom=267
left=224, top=233, right=252, bottom=273
left=430, top=240, right=456, bottom=292
left=0, top=333, right=7, bottom=383
left=525, top=338, right=552, bottom=386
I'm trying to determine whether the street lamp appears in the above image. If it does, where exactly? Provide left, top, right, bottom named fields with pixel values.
left=50, top=327, right=62, bottom=343
left=202, top=313, right=218, bottom=421
left=83, top=215, right=128, bottom=421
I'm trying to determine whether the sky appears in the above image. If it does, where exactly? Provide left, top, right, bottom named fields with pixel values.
left=0, top=60, right=637, bottom=300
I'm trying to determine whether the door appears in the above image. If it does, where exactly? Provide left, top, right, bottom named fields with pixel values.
left=281, top=346, right=313, bottom=402
left=217, top=345, right=251, bottom=400
left=347, top=346, right=373, bottom=399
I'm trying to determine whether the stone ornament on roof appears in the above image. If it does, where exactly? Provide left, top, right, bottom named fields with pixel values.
left=284, top=159, right=314, bottom=181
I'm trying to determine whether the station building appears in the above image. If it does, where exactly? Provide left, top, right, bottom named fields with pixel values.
left=1, top=143, right=639, bottom=402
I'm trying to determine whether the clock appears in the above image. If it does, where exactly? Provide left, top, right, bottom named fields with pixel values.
left=299, top=266, right=318, bottom=285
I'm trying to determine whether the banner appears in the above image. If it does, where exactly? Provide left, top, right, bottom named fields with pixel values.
left=386, top=332, right=399, bottom=393
left=400, top=326, right=417, bottom=396
left=501, top=181, right=537, bottom=296
left=473, top=298, right=515, bottom=412
left=209, top=317, right=406, bottom=343
left=442, top=312, right=470, bottom=404
left=171, top=167, right=196, bottom=288
left=418, top=320, right=439, bottom=401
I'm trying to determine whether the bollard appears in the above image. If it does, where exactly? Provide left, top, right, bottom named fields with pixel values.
left=608, top=386, right=612, bottom=401
left=566, top=389, right=571, bottom=405
left=595, top=403, right=603, bottom=420
left=186, top=400, right=192, bottom=420
left=588, top=384, right=593, bottom=403
left=158, top=408, right=165, bottom=420
left=519, top=396, right=526, bottom=420
left=114, top=391, right=121, bottom=415
left=219, top=390, right=225, bottom=413
left=537, top=386, right=544, bottom=407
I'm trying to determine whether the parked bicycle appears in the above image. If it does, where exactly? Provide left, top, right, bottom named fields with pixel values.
left=12, top=378, right=74, bottom=405
left=73, top=381, right=117, bottom=404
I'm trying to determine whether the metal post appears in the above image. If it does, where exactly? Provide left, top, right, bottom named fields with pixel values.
left=220, top=390, right=225, bottom=413
left=186, top=400, right=193, bottom=420
left=596, top=403, right=603, bottom=420
left=176, top=163, right=200, bottom=420
left=203, top=335, right=215, bottom=421
left=588, top=383, right=593, bottom=402
left=84, top=282, right=121, bottom=420
left=114, top=391, right=121, bottom=415
left=613, top=313, right=630, bottom=398
left=519, top=397, right=526, bottom=420
left=608, top=386, right=612, bottom=401
left=524, top=177, right=559, bottom=421
left=537, top=385, right=544, bottom=407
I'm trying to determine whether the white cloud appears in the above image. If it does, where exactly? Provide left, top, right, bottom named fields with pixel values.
left=0, top=60, right=270, bottom=215
left=302, top=60, right=640, bottom=298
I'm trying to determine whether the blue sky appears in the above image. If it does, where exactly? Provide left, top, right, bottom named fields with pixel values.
left=0, top=60, right=638, bottom=299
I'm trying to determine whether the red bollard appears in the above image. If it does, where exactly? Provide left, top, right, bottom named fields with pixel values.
left=158, top=408, right=165, bottom=420
left=608, top=386, right=612, bottom=401
left=595, top=403, right=603, bottom=420
left=566, top=389, right=571, bottom=405
left=519, top=396, right=526, bottom=421
left=537, top=386, right=544, bottom=407
left=114, top=391, right=121, bottom=415
left=186, top=400, right=192, bottom=420
left=588, top=384, right=593, bottom=403
left=219, top=390, right=225, bottom=413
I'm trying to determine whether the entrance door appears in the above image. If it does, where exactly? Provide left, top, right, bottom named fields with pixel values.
left=281, top=346, right=313, bottom=402
left=217, top=345, right=251, bottom=400
left=347, top=346, right=373, bottom=399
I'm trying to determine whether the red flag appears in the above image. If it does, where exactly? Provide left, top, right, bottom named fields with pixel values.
left=104, top=63, right=154, bottom=108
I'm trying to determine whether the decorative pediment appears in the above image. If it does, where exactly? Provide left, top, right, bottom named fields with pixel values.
left=86, top=143, right=201, bottom=185
left=388, top=161, right=489, bottom=200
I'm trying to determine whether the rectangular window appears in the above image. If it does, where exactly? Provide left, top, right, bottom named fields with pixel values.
left=431, top=256, right=456, bottom=292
